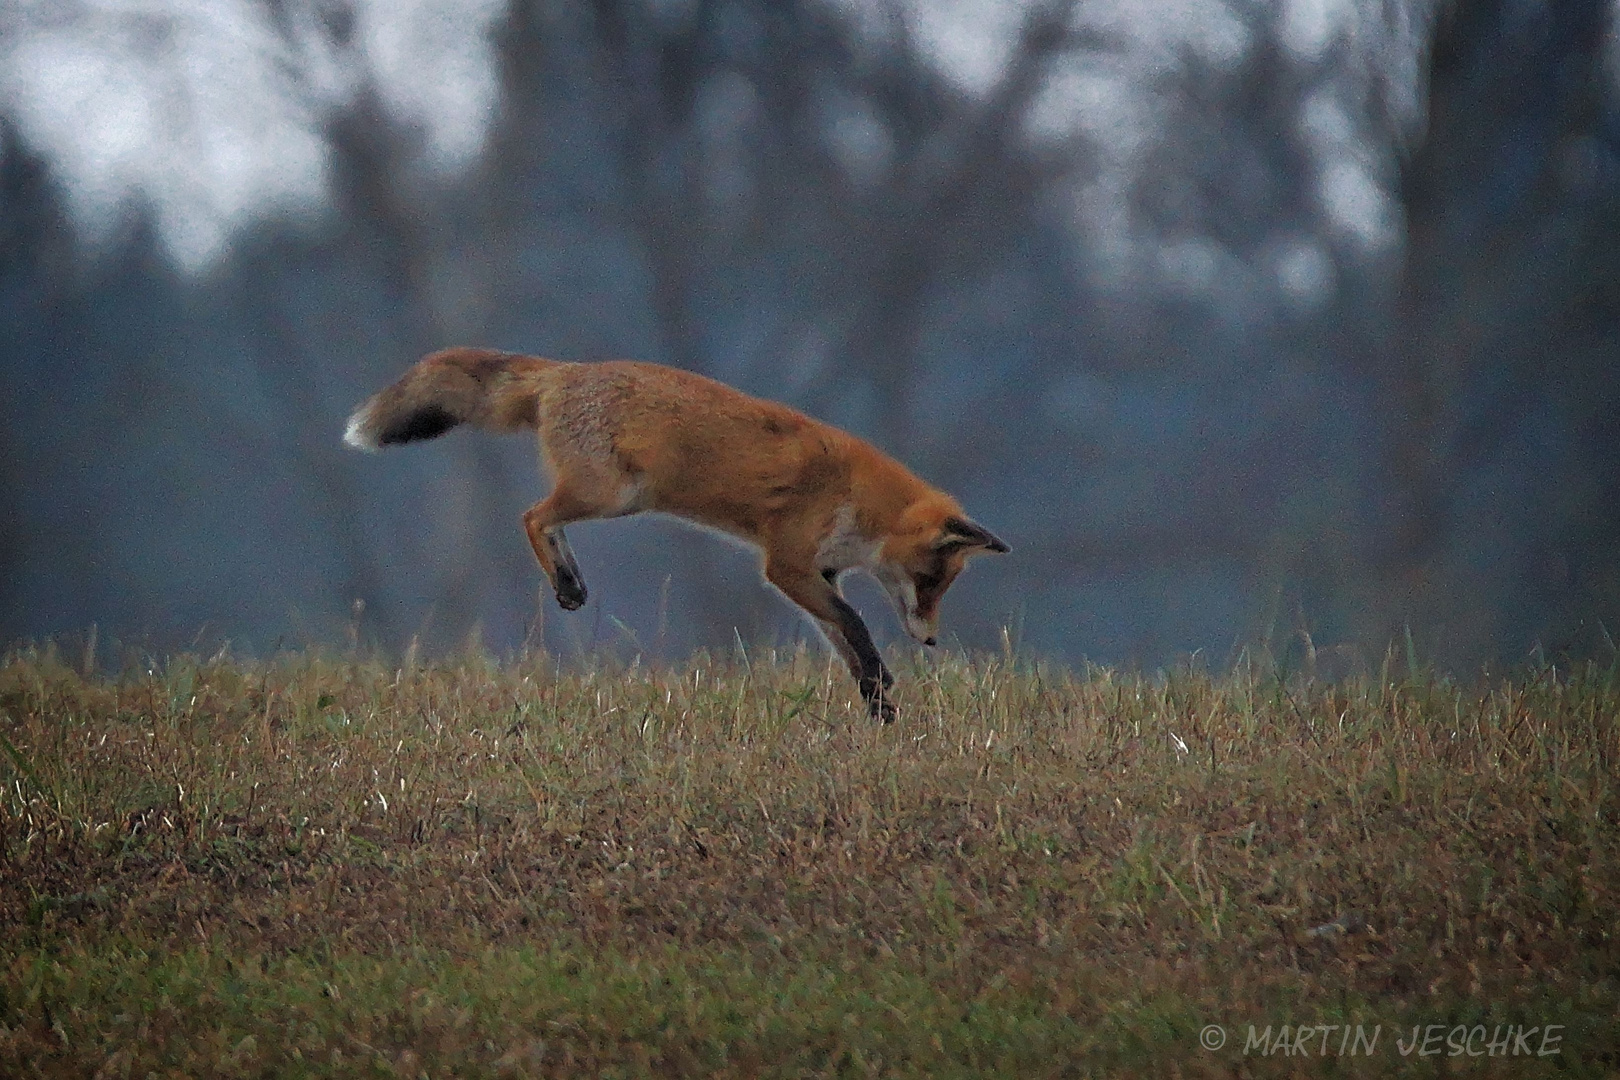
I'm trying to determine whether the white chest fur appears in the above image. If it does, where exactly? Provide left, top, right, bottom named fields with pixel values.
left=815, top=505, right=882, bottom=572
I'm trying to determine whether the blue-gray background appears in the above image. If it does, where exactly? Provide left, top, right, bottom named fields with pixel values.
left=4, top=0, right=1617, bottom=674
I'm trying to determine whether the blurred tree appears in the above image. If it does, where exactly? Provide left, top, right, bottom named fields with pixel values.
left=2, top=0, right=1618, bottom=671
left=1378, top=0, right=1620, bottom=662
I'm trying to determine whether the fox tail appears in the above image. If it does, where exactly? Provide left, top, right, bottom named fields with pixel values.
left=343, top=348, right=551, bottom=451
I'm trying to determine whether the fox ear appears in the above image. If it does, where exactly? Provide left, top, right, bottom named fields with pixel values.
left=935, top=516, right=1010, bottom=554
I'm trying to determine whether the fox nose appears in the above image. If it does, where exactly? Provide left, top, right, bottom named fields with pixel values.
left=923, top=636, right=937, bottom=647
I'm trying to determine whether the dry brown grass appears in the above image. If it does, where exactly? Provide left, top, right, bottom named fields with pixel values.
left=1, top=641, right=1616, bottom=1076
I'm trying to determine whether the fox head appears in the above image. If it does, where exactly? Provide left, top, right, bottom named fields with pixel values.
left=876, top=499, right=1010, bottom=646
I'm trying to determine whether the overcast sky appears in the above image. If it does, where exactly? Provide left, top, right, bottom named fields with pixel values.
left=5, top=0, right=1603, bottom=287
left=0, top=0, right=508, bottom=272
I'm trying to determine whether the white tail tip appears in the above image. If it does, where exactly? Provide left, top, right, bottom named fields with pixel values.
left=343, top=409, right=378, bottom=451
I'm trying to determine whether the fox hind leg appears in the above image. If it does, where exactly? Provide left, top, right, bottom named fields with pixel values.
left=545, top=528, right=588, bottom=610
left=522, top=491, right=600, bottom=611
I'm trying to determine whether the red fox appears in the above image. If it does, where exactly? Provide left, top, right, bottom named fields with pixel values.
left=344, top=348, right=1008, bottom=720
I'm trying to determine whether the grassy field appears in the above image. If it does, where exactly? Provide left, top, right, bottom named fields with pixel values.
left=1, top=640, right=1616, bottom=1077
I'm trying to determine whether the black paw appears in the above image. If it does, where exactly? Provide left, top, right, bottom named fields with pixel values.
left=863, top=686, right=898, bottom=724
left=554, top=570, right=588, bottom=611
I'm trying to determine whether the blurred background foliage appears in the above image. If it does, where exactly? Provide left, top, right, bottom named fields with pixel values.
left=2, top=0, right=1617, bottom=673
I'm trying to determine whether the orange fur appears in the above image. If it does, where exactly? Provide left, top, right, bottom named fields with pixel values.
left=346, top=347, right=1009, bottom=720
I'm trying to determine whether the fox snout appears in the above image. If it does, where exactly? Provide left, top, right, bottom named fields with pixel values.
left=902, top=610, right=939, bottom=647
left=886, top=580, right=941, bottom=647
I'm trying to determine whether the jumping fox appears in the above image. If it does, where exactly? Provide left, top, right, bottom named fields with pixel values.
left=344, top=348, right=1009, bottom=721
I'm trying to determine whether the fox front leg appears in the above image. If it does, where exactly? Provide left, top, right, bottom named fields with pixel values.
left=827, top=592, right=897, bottom=722
left=768, top=562, right=897, bottom=722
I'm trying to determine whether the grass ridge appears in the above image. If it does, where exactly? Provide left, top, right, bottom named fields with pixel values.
left=1, top=645, right=1615, bottom=1076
